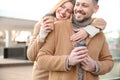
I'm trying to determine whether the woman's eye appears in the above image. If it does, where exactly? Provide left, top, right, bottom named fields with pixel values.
left=67, top=10, right=72, bottom=14
left=61, top=5, right=65, bottom=9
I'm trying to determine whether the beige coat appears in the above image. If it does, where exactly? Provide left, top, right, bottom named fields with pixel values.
left=36, top=20, right=114, bottom=80
left=27, top=0, right=107, bottom=80
left=27, top=18, right=106, bottom=80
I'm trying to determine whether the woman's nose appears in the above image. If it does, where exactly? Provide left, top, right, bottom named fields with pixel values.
left=61, top=9, right=66, bottom=14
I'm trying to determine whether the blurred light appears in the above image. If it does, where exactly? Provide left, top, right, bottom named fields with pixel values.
left=15, top=31, right=31, bottom=42
left=108, top=32, right=119, bottom=39
left=0, top=0, right=58, bottom=20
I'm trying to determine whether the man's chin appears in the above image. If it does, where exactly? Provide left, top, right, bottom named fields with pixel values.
left=75, top=15, right=83, bottom=21
left=75, top=17, right=83, bottom=22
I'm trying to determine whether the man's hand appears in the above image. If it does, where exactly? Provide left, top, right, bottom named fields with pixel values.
left=68, top=46, right=88, bottom=66
left=70, top=28, right=88, bottom=42
left=81, top=56, right=96, bottom=72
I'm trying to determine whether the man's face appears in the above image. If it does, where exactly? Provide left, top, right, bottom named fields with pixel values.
left=74, top=0, right=99, bottom=22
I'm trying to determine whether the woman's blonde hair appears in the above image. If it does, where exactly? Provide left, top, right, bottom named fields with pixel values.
left=49, top=0, right=74, bottom=14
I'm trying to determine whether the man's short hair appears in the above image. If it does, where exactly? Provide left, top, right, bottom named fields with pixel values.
left=73, top=0, right=99, bottom=4
left=71, top=0, right=76, bottom=5
left=95, top=0, right=99, bottom=3
left=94, top=0, right=99, bottom=4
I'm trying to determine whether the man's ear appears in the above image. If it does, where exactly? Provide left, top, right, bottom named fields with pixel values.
left=94, top=5, right=99, bottom=13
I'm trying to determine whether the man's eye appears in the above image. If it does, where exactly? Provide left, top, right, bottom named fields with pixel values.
left=83, top=4, right=89, bottom=7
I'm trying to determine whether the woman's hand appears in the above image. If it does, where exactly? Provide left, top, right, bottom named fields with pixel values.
left=70, top=28, right=88, bottom=42
left=41, top=16, right=54, bottom=31
left=38, top=16, right=54, bottom=42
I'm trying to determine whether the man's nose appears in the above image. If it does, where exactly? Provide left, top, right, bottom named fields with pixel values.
left=77, top=5, right=83, bottom=10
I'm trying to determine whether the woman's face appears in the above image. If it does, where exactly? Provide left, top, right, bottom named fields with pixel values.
left=56, top=2, right=73, bottom=20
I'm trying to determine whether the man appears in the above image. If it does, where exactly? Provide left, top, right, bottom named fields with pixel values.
left=36, top=0, right=114, bottom=80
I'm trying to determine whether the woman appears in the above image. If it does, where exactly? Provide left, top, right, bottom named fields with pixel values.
left=27, top=0, right=106, bottom=80
left=27, top=0, right=74, bottom=61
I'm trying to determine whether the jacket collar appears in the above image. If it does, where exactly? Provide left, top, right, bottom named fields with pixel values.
left=72, top=15, right=93, bottom=29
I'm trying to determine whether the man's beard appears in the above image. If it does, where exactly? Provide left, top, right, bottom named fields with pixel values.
left=76, top=17, right=91, bottom=23
left=74, top=13, right=91, bottom=23
left=74, top=10, right=90, bottom=23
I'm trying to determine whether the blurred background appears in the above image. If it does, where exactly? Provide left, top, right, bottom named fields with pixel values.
left=0, top=0, right=120, bottom=80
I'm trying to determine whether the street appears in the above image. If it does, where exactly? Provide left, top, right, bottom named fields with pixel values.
left=0, top=65, right=33, bottom=80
